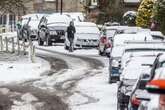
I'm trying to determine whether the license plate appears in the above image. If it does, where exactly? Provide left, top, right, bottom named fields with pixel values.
left=50, top=31, right=57, bottom=35
left=60, top=36, right=65, bottom=39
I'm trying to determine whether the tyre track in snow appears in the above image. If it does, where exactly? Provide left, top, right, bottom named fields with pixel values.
left=35, top=47, right=104, bottom=106
left=0, top=52, right=70, bottom=110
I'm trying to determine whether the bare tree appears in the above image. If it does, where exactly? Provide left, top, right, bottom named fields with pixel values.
left=0, top=0, right=30, bottom=15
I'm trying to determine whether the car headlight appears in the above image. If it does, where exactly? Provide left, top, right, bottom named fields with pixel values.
left=112, top=59, right=120, bottom=67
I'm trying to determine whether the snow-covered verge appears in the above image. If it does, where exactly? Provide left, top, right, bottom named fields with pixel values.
left=0, top=52, right=50, bottom=84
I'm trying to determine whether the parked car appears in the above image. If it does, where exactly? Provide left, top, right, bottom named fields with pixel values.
left=108, top=33, right=152, bottom=83
left=18, top=13, right=47, bottom=40
left=98, top=28, right=114, bottom=56
left=38, top=14, right=72, bottom=46
left=150, top=31, right=165, bottom=40
left=121, top=42, right=165, bottom=70
left=117, top=42, right=165, bottom=110
left=144, top=54, right=165, bottom=110
left=117, top=55, right=155, bottom=110
left=64, top=22, right=100, bottom=49
left=98, top=26, right=142, bottom=57
left=128, top=73, right=151, bottom=110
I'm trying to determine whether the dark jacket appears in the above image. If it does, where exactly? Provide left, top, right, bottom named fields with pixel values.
left=67, top=25, right=76, bottom=38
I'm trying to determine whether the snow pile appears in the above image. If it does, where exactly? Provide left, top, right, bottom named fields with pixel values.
left=0, top=53, right=50, bottom=83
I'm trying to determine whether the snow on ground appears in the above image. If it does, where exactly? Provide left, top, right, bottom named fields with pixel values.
left=35, top=43, right=99, bottom=56
left=69, top=67, right=117, bottom=110
left=36, top=45, right=117, bottom=110
left=0, top=52, right=50, bottom=83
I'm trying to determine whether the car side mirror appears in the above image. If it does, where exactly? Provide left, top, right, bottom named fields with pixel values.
left=141, top=64, right=153, bottom=67
left=146, top=80, right=165, bottom=94
left=137, top=97, right=150, bottom=101
left=120, top=74, right=124, bottom=81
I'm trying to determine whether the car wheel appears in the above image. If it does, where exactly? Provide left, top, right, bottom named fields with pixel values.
left=108, top=73, right=114, bottom=84
left=64, top=44, right=69, bottom=50
left=106, top=52, right=110, bottom=58
left=99, top=50, right=104, bottom=56
left=46, top=37, right=52, bottom=46
left=38, top=37, right=44, bottom=46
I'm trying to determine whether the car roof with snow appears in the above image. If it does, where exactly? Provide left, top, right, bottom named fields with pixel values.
left=22, top=13, right=48, bottom=20
left=74, top=22, right=97, bottom=27
left=63, top=12, right=85, bottom=22
left=124, top=43, right=165, bottom=51
left=47, top=13, right=72, bottom=24
left=75, top=22, right=100, bottom=34
left=122, top=56, right=155, bottom=80
left=151, top=31, right=164, bottom=36
left=114, top=33, right=152, bottom=46
left=105, top=26, right=129, bottom=30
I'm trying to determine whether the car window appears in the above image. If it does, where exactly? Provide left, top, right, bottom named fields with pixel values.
left=106, top=30, right=116, bottom=38
left=137, top=80, right=147, bottom=90
left=160, top=61, right=165, bottom=67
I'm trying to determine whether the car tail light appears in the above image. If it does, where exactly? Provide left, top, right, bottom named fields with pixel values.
left=131, top=96, right=141, bottom=106
left=100, top=36, right=107, bottom=43
left=106, top=42, right=112, bottom=48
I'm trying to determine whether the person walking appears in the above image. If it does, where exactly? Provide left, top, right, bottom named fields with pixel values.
left=67, top=21, right=76, bottom=52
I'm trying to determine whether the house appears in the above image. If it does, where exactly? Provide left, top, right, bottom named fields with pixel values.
left=0, top=0, right=85, bottom=32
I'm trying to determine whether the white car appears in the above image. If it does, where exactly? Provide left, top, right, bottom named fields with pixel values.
left=65, top=22, right=100, bottom=49
left=117, top=55, right=156, bottom=110
left=109, top=33, right=153, bottom=83
left=63, top=12, right=85, bottom=22
left=121, top=41, right=165, bottom=69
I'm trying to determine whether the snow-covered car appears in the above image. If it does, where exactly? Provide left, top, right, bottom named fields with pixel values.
left=108, top=33, right=153, bottom=83
left=144, top=54, right=165, bottom=110
left=38, top=14, right=72, bottom=46
left=63, top=12, right=85, bottom=22
left=98, top=28, right=115, bottom=56
left=121, top=41, right=165, bottom=70
left=128, top=73, right=151, bottom=110
left=64, top=22, right=100, bottom=49
left=150, top=31, right=165, bottom=40
left=117, top=55, right=155, bottom=110
left=19, top=13, right=47, bottom=40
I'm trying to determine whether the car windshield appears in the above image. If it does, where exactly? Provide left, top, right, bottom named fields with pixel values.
left=123, top=79, right=137, bottom=86
left=125, top=48, right=165, bottom=53
left=139, top=81, right=147, bottom=90
left=76, top=26, right=99, bottom=34
left=106, top=30, right=116, bottom=38
left=47, top=22, right=67, bottom=25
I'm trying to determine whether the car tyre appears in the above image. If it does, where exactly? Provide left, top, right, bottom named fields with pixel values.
left=99, top=50, right=104, bottom=56
left=64, top=44, right=69, bottom=50
left=38, top=37, right=44, bottom=46
left=46, top=36, right=52, bottom=46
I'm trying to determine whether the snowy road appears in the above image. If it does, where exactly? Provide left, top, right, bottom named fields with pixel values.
left=0, top=45, right=117, bottom=110
left=36, top=46, right=117, bottom=110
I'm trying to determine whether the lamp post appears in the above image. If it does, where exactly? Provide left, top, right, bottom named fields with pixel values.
left=60, top=0, right=63, bottom=14
left=56, top=0, right=58, bottom=12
